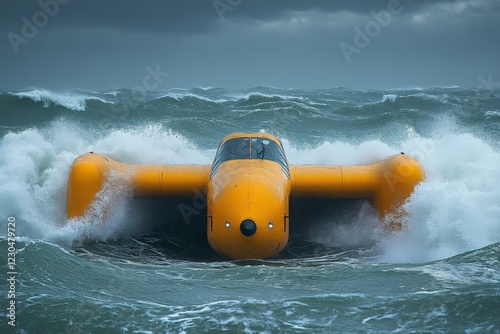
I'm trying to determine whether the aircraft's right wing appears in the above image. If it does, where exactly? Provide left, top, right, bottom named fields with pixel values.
left=67, top=152, right=210, bottom=219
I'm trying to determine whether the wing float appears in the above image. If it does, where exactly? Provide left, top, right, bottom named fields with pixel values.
left=67, top=133, right=424, bottom=259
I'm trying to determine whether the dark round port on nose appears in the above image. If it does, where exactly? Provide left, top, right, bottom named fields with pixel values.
left=240, top=219, right=257, bottom=237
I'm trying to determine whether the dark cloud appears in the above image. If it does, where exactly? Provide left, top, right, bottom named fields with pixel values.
left=3, top=0, right=489, bottom=33
left=1, top=0, right=499, bottom=90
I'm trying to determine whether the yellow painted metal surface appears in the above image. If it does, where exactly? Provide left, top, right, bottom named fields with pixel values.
left=290, top=154, right=425, bottom=228
left=207, top=160, right=290, bottom=259
left=67, top=153, right=110, bottom=219
left=218, top=132, right=283, bottom=147
left=66, top=133, right=424, bottom=259
left=66, top=152, right=210, bottom=218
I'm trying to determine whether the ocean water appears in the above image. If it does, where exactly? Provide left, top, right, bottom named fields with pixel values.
left=1, top=86, right=499, bottom=333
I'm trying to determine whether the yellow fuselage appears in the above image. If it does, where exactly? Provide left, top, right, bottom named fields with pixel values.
left=207, top=160, right=290, bottom=259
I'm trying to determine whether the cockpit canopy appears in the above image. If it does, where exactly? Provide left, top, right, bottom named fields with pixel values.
left=211, top=135, right=290, bottom=178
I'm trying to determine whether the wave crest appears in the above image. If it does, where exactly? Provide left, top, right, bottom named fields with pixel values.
left=9, top=89, right=108, bottom=111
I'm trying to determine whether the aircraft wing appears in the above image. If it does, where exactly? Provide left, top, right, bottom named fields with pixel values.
left=67, top=152, right=210, bottom=218
left=67, top=151, right=424, bottom=229
left=289, top=154, right=425, bottom=227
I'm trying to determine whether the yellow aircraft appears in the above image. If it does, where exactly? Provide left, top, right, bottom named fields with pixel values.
left=67, top=133, right=424, bottom=260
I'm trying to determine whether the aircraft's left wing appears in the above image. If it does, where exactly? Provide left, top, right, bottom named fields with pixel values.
left=289, top=154, right=425, bottom=228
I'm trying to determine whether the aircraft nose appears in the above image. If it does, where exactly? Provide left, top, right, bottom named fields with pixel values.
left=240, top=219, right=257, bottom=237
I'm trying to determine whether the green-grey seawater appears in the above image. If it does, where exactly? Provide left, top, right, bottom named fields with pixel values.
left=1, top=87, right=499, bottom=333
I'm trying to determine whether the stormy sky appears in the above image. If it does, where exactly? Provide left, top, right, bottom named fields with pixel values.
left=1, top=0, right=499, bottom=91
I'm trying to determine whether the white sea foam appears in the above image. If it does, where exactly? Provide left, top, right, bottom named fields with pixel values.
left=381, top=94, right=398, bottom=103
left=380, top=132, right=500, bottom=263
left=284, top=139, right=395, bottom=165
left=10, top=89, right=108, bottom=111
left=1, top=120, right=499, bottom=262
left=484, top=110, right=500, bottom=117
left=231, top=92, right=309, bottom=103
left=284, top=126, right=500, bottom=262
left=155, top=92, right=229, bottom=104
left=411, top=92, right=450, bottom=104
left=0, top=121, right=212, bottom=245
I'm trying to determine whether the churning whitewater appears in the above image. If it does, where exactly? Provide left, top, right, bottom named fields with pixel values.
left=1, top=86, right=499, bottom=333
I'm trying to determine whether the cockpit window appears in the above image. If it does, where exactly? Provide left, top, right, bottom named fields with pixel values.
left=211, top=137, right=290, bottom=178
left=223, top=138, right=251, bottom=160
left=251, top=138, right=267, bottom=159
